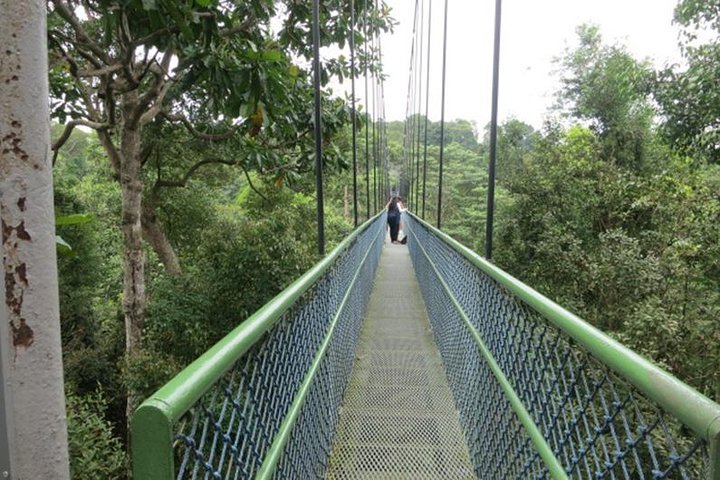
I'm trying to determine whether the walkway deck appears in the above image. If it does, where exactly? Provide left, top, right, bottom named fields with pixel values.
left=326, top=241, right=475, bottom=479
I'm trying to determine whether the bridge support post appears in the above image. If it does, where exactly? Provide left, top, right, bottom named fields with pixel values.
left=0, top=1, right=70, bottom=478
left=710, top=419, right=720, bottom=480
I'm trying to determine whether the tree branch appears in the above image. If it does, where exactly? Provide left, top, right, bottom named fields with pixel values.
left=50, top=0, right=111, bottom=66
left=219, top=14, right=257, bottom=37
left=241, top=165, right=269, bottom=201
left=96, top=130, right=122, bottom=178
left=154, top=158, right=239, bottom=188
left=153, top=157, right=269, bottom=201
left=132, top=28, right=174, bottom=48
left=51, top=119, right=110, bottom=165
left=260, top=127, right=313, bottom=150
left=141, top=204, right=182, bottom=277
left=78, top=63, right=124, bottom=78
left=138, top=52, right=178, bottom=126
left=49, top=28, right=104, bottom=70
left=161, top=112, right=240, bottom=141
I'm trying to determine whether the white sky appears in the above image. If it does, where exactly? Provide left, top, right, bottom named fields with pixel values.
left=347, top=0, right=685, bottom=130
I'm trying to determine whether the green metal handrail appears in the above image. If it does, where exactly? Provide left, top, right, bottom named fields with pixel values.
left=408, top=212, right=720, bottom=478
left=407, top=218, right=569, bottom=479
left=131, top=212, right=384, bottom=479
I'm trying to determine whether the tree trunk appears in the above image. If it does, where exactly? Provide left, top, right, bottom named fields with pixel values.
left=118, top=93, right=147, bottom=436
left=0, top=1, right=70, bottom=477
left=142, top=204, right=182, bottom=277
left=120, top=96, right=145, bottom=357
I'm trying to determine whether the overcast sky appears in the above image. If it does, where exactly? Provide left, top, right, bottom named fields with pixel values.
left=352, top=0, right=685, bottom=130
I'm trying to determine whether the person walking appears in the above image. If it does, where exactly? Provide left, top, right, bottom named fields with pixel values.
left=385, top=196, right=406, bottom=244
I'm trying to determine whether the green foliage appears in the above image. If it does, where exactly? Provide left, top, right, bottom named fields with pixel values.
left=674, top=0, right=720, bottom=33
left=493, top=119, right=539, bottom=185
left=143, top=183, right=342, bottom=370
left=495, top=112, right=720, bottom=401
left=488, top=22, right=720, bottom=400
left=654, top=44, right=720, bottom=163
left=652, top=1, right=719, bottom=162
left=66, top=389, right=125, bottom=480
left=49, top=9, right=720, bottom=477
left=557, top=24, right=654, bottom=170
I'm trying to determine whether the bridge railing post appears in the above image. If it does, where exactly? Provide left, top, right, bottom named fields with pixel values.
left=711, top=426, right=720, bottom=479
left=131, top=400, right=174, bottom=479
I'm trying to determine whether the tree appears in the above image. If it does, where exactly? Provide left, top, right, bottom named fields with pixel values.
left=47, top=0, right=392, bottom=378
left=492, top=118, right=538, bottom=185
left=0, top=1, right=69, bottom=477
left=557, top=24, right=654, bottom=170
left=654, top=0, right=720, bottom=163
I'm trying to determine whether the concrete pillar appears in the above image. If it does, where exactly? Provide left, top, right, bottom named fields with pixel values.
left=0, top=1, right=71, bottom=478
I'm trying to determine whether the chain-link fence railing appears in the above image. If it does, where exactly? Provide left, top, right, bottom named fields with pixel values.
left=132, top=213, right=386, bottom=479
left=405, top=213, right=720, bottom=480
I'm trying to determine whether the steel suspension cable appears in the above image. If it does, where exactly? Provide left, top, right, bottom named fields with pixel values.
left=411, top=0, right=421, bottom=210
left=379, top=0, right=385, bottom=206
left=403, top=0, right=420, bottom=205
left=437, top=0, right=449, bottom=229
left=414, top=0, right=424, bottom=212
left=370, top=14, right=378, bottom=213
left=350, top=0, right=359, bottom=228
left=486, top=0, right=503, bottom=260
left=376, top=2, right=384, bottom=209
left=382, top=80, right=389, bottom=197
left=380, top=19, right=386, bottom=204
left=421, top=0, right=432, bottom=220
left=312, top=0, right=325, bottom=254
left=363, top=0, right=370, bottom=219
left=409, top=36, right=416, bottom=210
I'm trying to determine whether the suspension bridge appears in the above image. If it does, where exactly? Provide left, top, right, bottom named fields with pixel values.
left=0, top=0, right=714, bottom=477
left=131, top=0, right=720, bottom=478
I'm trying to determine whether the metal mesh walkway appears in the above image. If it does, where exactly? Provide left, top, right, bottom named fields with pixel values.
left=326, top=241, right=476, bottom=479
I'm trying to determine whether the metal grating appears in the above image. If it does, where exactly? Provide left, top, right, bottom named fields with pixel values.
left=406, top=213, right=711, bottom=479
left=326, top=242, right=476, bottom=479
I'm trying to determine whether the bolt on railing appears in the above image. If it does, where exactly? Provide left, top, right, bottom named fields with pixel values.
left=131, top=213, right=386, bottom=479
left=405, top=212, right=720, bottom=480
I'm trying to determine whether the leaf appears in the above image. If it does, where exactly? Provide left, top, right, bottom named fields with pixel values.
left=196, top=0, right=213, bottom=6
left=261, top=50, right=283, bottom=62
left=167, top=5, right=194, bottom=40
left=141, top=0, right=157, bottom=10
left=56, top=235, right=73, bottom=255
left=55, top=213, right=94, bottom=226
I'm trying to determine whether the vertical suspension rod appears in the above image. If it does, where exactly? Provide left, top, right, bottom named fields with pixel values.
left=363, top=0, right=371, bottom=218
left=421, top=0, right=432, bottom=219
left=486, top=0, right=502, bottom=260
left=350, top=0, right=359, bottom=228
left=414, top=0, right=424, bottom=211
left=404, top=0, right=420, bottom=204
left=312, top=0, right=325, bottom=254
left=437, top=0, right=449, bottom=229
left=370, top=2, right=378, bottom=213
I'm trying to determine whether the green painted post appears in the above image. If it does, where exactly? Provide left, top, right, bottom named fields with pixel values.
left=710, top=419, right=720, bottom=479
left=131, top=400, right=174, bottom=479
